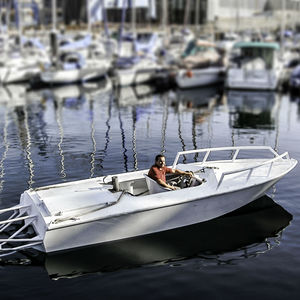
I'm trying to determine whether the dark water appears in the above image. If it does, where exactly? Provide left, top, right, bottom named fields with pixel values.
left=1, top=80, right=300, bottom=299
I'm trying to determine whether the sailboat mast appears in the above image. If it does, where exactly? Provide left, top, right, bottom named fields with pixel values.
left=184, top=0, right=191, bottom=30
left=131, top=0, right=136, bottom=35
left=195, top=0, right=200, bottom=33
left=87, top=0, right=91, bottom=33
left=52, top=0, right=57, bottom=31
left=280, top=0, right=286, bottom=55
left=17, top=0, right=22, bottom=52
left=162, top=0, right=168, bottom=34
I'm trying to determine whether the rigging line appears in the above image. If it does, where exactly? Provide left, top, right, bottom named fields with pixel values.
left=0, top=110, right=9, bottom=193
left=52, top=190, right=126, bottom=224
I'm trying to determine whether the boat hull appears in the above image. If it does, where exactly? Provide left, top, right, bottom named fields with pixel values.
left=0, top=67, right=40, bottom=84
left=41, top=177, right=279, bottom=253
left=176, top=67, right=225, bottom=89
left=41, top=67, right=107, bottom=84
left=226, top=69, right=280, bottom=90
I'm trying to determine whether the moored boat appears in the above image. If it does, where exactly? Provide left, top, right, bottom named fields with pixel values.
left=0, top=146, right=297, bottom=255
left=175, top=40, right=227, bottom=89
left=226, top=41, right=283, bottom=90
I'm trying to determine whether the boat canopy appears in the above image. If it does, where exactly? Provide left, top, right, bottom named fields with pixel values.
left=182, top=39, right=218, bottom=58
left=234, top=42, right=280, bottom=50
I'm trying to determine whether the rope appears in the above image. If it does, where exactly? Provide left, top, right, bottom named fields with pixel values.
left=51, top=190, right=126, bottom=224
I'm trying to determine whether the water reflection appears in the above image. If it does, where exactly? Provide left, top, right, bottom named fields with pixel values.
left=0, top=110, right=9, bottom=193
left=289, top=92, right=300, bottom=118
left=169, top=85, right=223, bottom=160
left=53, top=98, right=66, bottom=179
left=227, top=90, right=280, bottom=130
left=116, top=85, right=156, bottom=170
left=0, top=84, right=27, bottom=107
left=42, top=79, right=112, bottom=106
left=39, top=196, right=291, bottom=279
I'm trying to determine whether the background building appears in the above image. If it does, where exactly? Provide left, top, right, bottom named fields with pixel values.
left=2, top=0, right=300, bottom=32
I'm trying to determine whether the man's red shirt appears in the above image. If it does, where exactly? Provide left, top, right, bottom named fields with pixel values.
left=148, top=165, right=173, bottom=183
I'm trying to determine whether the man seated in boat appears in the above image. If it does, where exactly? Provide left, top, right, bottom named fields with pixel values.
left=148, top=154, right=193, bottom=190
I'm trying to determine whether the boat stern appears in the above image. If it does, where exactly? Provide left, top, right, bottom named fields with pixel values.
left=0, top=190, right=48, bottom=256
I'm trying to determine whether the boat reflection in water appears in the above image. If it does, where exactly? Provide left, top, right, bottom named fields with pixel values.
left=41, top=77, right=113, bottom=106
left=115, top=84, right=156, bottom=107
left=42, top=195, right=291, bottom=279
left=227, top=90, right=280, bottom=130
left=171, top=85, right=224, bottom=120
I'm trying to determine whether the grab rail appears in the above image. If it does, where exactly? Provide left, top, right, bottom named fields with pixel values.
left=216, top=151, right=289, bottom=189
left=171, top=146, right=291, bottom=190
left=172, top=146, right=279, bottom=169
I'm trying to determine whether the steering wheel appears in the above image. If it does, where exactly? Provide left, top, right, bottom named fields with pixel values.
left=179, top=175, right=193, bottom=188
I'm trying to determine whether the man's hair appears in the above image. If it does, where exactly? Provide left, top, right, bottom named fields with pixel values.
left=155, top=154, right=165, bottom=162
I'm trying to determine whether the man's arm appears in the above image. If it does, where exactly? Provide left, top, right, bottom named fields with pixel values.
left=173, top=169, right=194, bottom=177
left=157, top=178, right=179, bottom=190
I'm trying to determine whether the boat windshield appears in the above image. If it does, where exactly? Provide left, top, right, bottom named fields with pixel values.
left=182, top=41, right=216, bottom=58
left=241, top=47, right=274, bottom=69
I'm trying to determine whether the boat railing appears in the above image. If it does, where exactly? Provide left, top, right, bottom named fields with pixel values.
left=172, top=146, right=279, bottom=169
left=216, top=151, right=289, bottom=189
left=172, top=146, right=290, bottom=190
left=0, top=205, right=42, bottom=257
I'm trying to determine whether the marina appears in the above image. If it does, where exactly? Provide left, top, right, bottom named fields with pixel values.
left=1, top=0, right=300, bottom=299
left=0, top=81, right=300, bottom=298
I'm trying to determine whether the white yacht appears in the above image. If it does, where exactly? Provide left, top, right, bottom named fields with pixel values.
left=226, top=42, right=283, bottom=90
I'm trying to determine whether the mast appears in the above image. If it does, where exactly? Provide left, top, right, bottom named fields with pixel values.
left=101, top=0, right=109, bottom=37
left=161, top=0, right=168, bottom=34
left=52, top=0, right=56, bottom=31
left=87, top=0, right=91, bottom=33
left=131, top=0, right=136, bottom=35
left=118, top=0, right=128, bottom=55
left=280, top=0, right=286, bottom=56
left=195, top=0, right=200, bottom=34
left=184, top=0, right=191, bottom=30
left=235, top=0, right=240, bottom=33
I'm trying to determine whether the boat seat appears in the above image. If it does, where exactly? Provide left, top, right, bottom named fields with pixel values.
left=143, top=174, right=171, bottom=194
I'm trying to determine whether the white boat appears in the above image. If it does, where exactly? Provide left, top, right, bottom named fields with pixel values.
left=226, top=42, right=283, bottom=90
left=0, top=146, right=297, bottom=255
left=175, top=40, right=226, bottom=89
left=165, top=28, right=195, bottom=64
left=44, top=195, right=291, bottom=278
left=40, top=51, right=110, bottom=84
left=176, top=67, right=226, bottom=89
left=0, top=45, right=49, bottom=84
left=115, top=56, right=162, bottom=86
